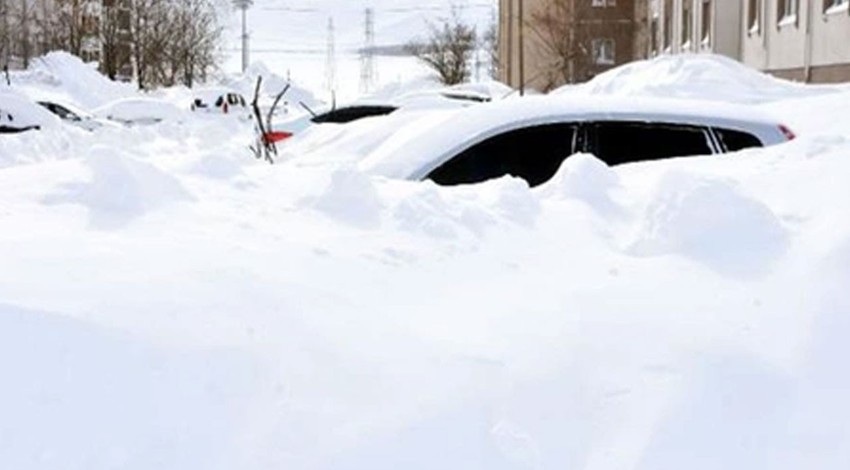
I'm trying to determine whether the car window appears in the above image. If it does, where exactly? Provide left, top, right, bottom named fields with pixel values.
left=39, top=102, right=72, bottom=119
left=426, top=123, right=577, bottom=187
left=713, top=127, right=763, bottom=152
left=589, top=121, right=714, bottom=165
left=311, top=105, right=397, bottom=124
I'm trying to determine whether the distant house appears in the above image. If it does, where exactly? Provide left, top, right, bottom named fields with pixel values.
left=78, top=0, right=134, bottom=81
left=0, top=0, right=132, bottom=80
left=498, top=0, right=650, bottom=92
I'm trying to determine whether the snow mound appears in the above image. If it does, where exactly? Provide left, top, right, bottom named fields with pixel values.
left=555, top=54, right=837, bottom=104
left=92, top=98, right=187, bottom=125
left=301, top=168, right=384, bottom=228
left=43, top=148, right=194, bottom=229
left=628, top=171, right=789, bottom=277
left=536, top=153, right=621, bottom=214
left=0, top=303, right=260, bottom=470
left=14, top=51, right=134, bottom=108
left=223, top=62, right=322, bottom=109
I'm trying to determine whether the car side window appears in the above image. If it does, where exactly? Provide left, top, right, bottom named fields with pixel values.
left=426, top=123, right=577, bottom=187
left=713, top=127, right=763, bottom=152
left=589, top=121, right=714, bottom=165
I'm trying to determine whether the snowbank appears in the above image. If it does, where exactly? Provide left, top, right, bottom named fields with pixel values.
left=222, top=62, right=322, bottom=109
left=9, top=51, right=135, bottom=108
left=555, top=53, right=845, bottom=104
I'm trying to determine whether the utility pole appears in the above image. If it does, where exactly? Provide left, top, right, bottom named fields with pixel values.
left=359, top=7, right=376, bottom=94
left=324, top=16, right=336, bottom=102
left=233, top=0, right=253, bottom=73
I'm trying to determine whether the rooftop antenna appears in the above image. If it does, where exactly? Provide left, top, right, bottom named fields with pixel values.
left=233, top=0, right=254, bottom=73
left=359, top=7, right=376, bottom=94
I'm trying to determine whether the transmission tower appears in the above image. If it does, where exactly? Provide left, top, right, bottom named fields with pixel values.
left=233, top=0, right=254, bottom=73
left=359, top=7, right=376, bottom=94
left=324, top=16, right=337, bottom=99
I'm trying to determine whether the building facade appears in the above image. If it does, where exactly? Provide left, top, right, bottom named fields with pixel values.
left=741, top=0, right=850, bottom=82
left=500, top=1, right=849, bottom=89
left=646, top=0, right=742, bottom=60
left=499, top=0, right=650, bottom=91
left=0, top=0, right=132, bottom=80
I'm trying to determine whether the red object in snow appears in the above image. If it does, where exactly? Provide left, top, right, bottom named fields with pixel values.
left=263, top=131, right=293, bottom=144
left=778, top=124, right=796, bottom=141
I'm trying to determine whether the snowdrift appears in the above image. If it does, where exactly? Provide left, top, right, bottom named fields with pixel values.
left=9, top=51, right=136, bottom=108
left=554, top=53, right=846, bottom=104
left=2, top=52, right=850, bottom=469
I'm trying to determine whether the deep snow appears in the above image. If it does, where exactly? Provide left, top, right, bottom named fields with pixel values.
left=2, top=52, right=850, bottom=469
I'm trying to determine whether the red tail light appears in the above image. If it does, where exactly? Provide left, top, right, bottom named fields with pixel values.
left=263, top=131, right=293, bottom=144
left=778, top=124, right=796, bottom=141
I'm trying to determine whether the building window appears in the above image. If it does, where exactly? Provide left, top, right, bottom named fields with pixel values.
left=777, top=0, right=798, bottom=26
left=824, top=0, right=849, bottom=14
left=650, top=18, right=659, bottom=55
left=682, top=0, right=692, bottom=49
left=701, top=0, right=712, bottom=47
left=748, top=0, right=761, bottom=34
left=592, top=38, right=615, bottom=64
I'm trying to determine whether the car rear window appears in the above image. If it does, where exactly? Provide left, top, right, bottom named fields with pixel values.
left=426, top=123, right=577, bottom=187
left=590, top=121, right=714, bottom=165
left=713, top=127, right=763, bottom=152
left=312, top=105, right=397, bottom=124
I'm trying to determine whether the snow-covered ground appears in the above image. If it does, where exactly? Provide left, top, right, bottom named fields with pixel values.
left=2, top=52, right=850, bottom=469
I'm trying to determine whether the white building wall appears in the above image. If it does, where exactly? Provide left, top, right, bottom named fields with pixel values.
left=653, top=0, right=742, bottom=59
left=712, top=0, right=743, bottom=59
left=811, top=1, right=850, bottom=67
left=742, top=0, right=850, bottom=81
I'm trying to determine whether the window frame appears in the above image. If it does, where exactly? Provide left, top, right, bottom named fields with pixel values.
left=823, top=0, right=849, bottom=15
left=777, top=0, right=799, bottom=28
left=748, top=0, right=762, bottom=35
left=591, top=38, right=616, bottom=65
left=583, top=120, right=720, bottom=165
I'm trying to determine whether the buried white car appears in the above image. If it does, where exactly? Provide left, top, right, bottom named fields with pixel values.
left=0, top=91, right=61, bottom=134
left=93, top=97, right=186, bottom=126
left=36, top=100, right=120, bottom=131
left=359, top=95, right=795, bottom=187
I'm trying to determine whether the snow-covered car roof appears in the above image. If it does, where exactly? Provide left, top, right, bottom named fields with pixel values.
left=0, top=91, right=62, bottom=130
left=359, top=94, right=790, bottom=180
left=93, top=97, right=185, bottom=125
